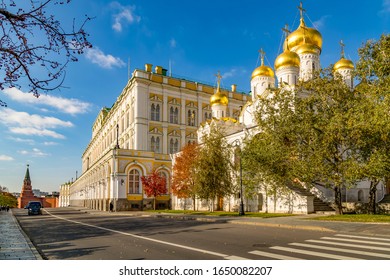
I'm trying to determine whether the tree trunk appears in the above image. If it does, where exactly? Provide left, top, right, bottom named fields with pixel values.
left=192, top=194, right=196, bottom=211
left=334, top=186, right=343, bottom=215
left=368, top=180, right=378, bottom=215
left=153, top=197, right=156, bottom=210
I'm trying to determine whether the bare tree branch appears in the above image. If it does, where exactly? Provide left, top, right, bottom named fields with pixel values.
left=0, top=0, right=92, bottom=106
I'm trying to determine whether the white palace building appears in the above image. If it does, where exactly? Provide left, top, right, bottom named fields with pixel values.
left=64, top=3, right=390, bottom=213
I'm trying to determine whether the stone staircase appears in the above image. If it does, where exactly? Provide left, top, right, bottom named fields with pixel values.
left=286, top=183, right=335, bottom=213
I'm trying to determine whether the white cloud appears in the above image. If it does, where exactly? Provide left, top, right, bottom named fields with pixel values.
left=10, top=127, right=65, bottom=139
left=18, top=148, right=49, bottom=157
left=380, top=0, right=390, bottom=14
left=170, top=38, right=177, bottom=48
left=2, top=88, right=91, bottom=115
left=222, top=69, right=238, bottom=79
left=0, top=155, right=14, bottom=161
left=85, top=47, right=126, bottom=69
left=313, top=15, right=330, bottom=30
left=111, top=2, right=141, bottom=32
left=7, top=136, right=35, bottom=145
left=0, top=108, right=73, bottom=129
left=43, top=141, right=58, bottom=146
left=0, top=108, right=72, bottom=139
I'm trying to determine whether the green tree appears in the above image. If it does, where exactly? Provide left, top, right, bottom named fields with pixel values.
left=195, top=126, right=234, bottom=211
left=351, top=34, right=390, bottom=214
left=242, top=131, right=294, bottom=213
left=248, top=68, right=368, bottom=215
left=0, top=192, right=18, bottom=208
left=248, top=33, right=390, bottom=215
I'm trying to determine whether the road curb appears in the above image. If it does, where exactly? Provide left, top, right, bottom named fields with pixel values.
left=226, top=219, right=336, bottom=232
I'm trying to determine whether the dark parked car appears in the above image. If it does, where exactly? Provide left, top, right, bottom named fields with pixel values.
left=25, top=201, right=43, bottom=215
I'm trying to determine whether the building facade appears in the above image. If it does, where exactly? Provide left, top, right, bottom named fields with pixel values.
left=174, top=3, right=388, bottom=214
left=69, top=64, right=249, bottom=211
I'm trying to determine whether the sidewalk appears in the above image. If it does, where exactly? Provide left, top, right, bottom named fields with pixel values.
left=0, top=209, right=42, bottom=260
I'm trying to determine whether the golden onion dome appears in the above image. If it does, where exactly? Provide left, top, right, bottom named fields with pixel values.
left=283, top=18, right=322, bottom=54
left=333, top=58, right=354, bottom=71
left=274, top=49, right=300, bottom=71
left=294, top=42, right=320, bottom=55
left=210, top=91, right=229, bottom=106
left=210, top=71, right=228, bottom=106
left=251, top=65, right=275, bottom=79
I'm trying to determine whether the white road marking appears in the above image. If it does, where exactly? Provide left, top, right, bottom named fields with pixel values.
left=321, top=237, right=390, bottom=246
left=335, top=234, right=390, bottom=242
left=45, top=210, right=243, bottom=260
left=225, top=255, right=251, bottom=260
left=289, top=242, right=390, bottom=259
left=249, top=250, right=302, bottom=260
left=307, top=239, right=390, bottom=252
left=270, top=246, right=361, bottom=260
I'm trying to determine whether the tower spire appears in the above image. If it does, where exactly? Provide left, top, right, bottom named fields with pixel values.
left=25, top=164, right=31, bottom=182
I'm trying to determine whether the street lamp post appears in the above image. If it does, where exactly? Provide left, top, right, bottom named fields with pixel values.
left=232, top=139, right=245, bottom=216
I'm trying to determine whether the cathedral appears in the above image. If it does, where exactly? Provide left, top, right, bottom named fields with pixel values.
left=176, top=3, right=389, bottom=213
left=67, top=3, right=389, bottom=213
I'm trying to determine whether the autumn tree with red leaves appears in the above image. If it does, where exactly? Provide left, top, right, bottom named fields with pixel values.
left=171, top=143, right=199, bottom=210
left=141, top=170, right=167, bottom=210
left=0, top=0, right=92, bottom=107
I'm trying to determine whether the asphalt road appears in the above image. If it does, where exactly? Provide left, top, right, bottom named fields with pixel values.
left=13, top=207, right=390, bottom=260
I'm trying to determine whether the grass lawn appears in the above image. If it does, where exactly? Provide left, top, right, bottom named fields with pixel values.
left=309, top=214, right=390, bottom=223
left=145, top=209, right=295, bottom=218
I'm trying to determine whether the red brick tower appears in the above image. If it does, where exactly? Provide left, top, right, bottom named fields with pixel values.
left=18, top=164, right=38, bottom=208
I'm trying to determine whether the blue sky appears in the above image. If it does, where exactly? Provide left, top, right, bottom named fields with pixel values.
left=0, top=0, right=389, bottom=193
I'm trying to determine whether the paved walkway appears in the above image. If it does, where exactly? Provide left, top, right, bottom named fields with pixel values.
left=2, top=207, right=390, bottom=260
left=0, top=209, right=42, bottom=260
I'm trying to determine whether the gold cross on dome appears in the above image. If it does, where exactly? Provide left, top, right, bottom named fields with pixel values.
left=258, top=48, right=265, bottom=65
left=298, top=2, right=306, bottom=19
left=215, top=71, right=222, bottom=90
left=282, top=24, right=290, bottom=36
left=340, top=40, right=345, bottom=58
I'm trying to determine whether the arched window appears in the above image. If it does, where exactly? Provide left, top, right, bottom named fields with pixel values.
left=187, top=110, right=196, bottom=126
left=128, top=169, right=140, bottom=194
left=151, top=104, right=160, bottom=121
left=151, top=136, right=160, bottom=153
left=169, top=138, right=175, bottom=153
left=174, top=107, right=179, bottom=124
left=187, top=110, right=192, bottom=125
left=204, top=112, right=208, bottom=121
left=358, top=190, right=364, bottom=202
left=156, top=104, right=160, bottom=121
left=151, top=104, right=156, bottom=120
left=150, top=136, right=156, bottom=151
left=208, top=112, right=212, bottom=119
left=169, top=107, right=174, bottom=123
left=155, top=137, right=160, bottom=153
left=174, top=139, right=179, bottom=153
